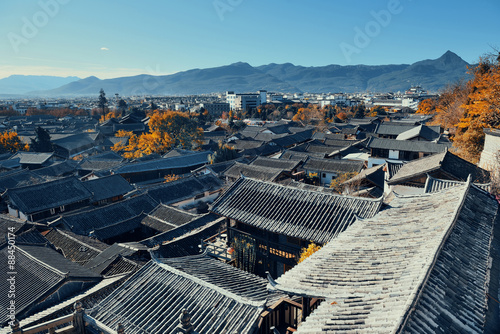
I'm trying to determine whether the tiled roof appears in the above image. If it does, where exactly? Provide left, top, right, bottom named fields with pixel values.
left=0, top=169, right=44, bottom=192
left=250, top=156, right=302, bottom=170
left=388, top=151, right=490, bottom=185
left=55, top=194, right=158, bottom=237
left=113, top=151, right=211, bottom=174
left=52, top=133, right=97, bottom=151
left=367, top=137, right=451, bottom=153
left=343, top=164, right=385, bottom=188
left=141, top=204, right=199, bottom=232
left=142, top=214, right=223, bottom=250
left=375, top=123, right=420, bottom=136
left=0, top=244, right=65, bottom=323
left=44, top=228, right=107, bottom=265
left=82, top=174, right=134, bottom=203
left=32, top=160, right=79, bottom=177
left=18, top=244, right=101, bottom=279
left=270, top=182, right=498, bottom=333
left=302, top=158, right=364, bottom=174
left=6, top=176, right=92, bottom=214
left=77, top=159, right=124, bottom=172
left=9, top=152, right=53, bottom=165
left=211, top=178, right=382, bottom=244
left=224, top=162, right=284, bottom=181
left=90, top=260, right=263, bottom=334
left=160, top=253, right=284, bottom=304
left=84, top=244, right=138, bottom=275
left=145, top=174, right=223, bottom=205
left=395, top=125, right=440, bottom=141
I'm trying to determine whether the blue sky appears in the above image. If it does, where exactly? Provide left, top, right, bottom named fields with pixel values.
left=1, top=0, right=499, bottom=79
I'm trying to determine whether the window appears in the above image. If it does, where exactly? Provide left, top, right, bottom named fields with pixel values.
left=60, top=205, right=65, bottom=212
left=50, top=208, right=56, bottom=215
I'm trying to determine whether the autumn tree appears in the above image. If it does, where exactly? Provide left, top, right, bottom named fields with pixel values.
left=0, top=131, right=28, bottom=154
left=451, top=54, right=500, bottom=163
left=298, top=242, right=322, bottom=263
left=416, top=98, right=437, bottom=114
left=112, top=111, right=203, bottom=159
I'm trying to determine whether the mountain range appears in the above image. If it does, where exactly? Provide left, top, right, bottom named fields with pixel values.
left=0, top=75, right=80, bottom=95
left=3, top=51, right=471, bottom=97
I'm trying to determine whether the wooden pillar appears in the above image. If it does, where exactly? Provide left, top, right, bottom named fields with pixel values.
left=301, top=297, right=310, bottom=322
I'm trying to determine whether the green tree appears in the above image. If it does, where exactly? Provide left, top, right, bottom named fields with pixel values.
left=98, top=88, right=108, bottom=115
left=30, top=127, right=53, bottom=152
left=208, top=141, right=238, bottom=164
left=118, top=99, right=127, bottom=116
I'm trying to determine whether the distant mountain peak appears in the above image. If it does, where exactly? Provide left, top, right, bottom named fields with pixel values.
left=437, top=50, right=466, bottom=65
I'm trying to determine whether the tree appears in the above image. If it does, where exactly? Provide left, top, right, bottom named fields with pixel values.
left=208, top=141, right=238, bottom=164
left=430, top=52, right=500, bottom=163
left=416, top=98, right=437, bottom=114
left=329, top=171, right=359, bottom=194
left=0, top=131, right=28, bottom=154
left=98, top=88, right=108, bottom=115
left=298, top=242, right=322, bottom=263
left=112, top=110, right=203, bottom=159
left=354, top=105, right=366, bottom=118
left=118, top=99, right=127, bottom=116
left=30, top=127, right=53, bottom=152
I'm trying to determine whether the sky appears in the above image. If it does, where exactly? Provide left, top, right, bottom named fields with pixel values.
left=0, top=0, right=499, bottom=80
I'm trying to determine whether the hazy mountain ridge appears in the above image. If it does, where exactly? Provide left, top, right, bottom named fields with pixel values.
left=0, top=75, right=80, bottom=95
left=16, top=51, right=470, bottom=97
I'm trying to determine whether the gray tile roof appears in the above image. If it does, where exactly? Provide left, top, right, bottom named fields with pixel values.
left=250, top=156, right=302, bottom=170
left=375, top=123, right=421, bottom=136
left=224, top=162, right=284, bottom=182
left=0, top=244, right=65, bottom=323
left=395, top=124, right=441, bottom=141
left=270, top=182, right=498, bottom=333
left=160, top=253, right=285, bottom=304
left=0, top=169, right=45, bottom=192
left=388, top=151, right=490, bottom=185
left=141, top=204, right=199, bottom=233
left=113, top=150, right=211, bottom=174
left=32, top=160, right=79, bottom=178
left=6, top=176, right=92, bottom=214
left=367, top=137, right=451, bottom=153
left=211, top=178, right=382, bottom=244
left=90, top=260, right=263, bottom=334
left=83, top=243, right=138, bottom=275
left=142, top=214, right=223, bottom=251
left=82, top=174, right=134, bottom=203
left=144, top=174, right=223, bottom=205
left=302, top=158, right=364, bottom=174
left=44, top=228, right=108, bottom=265
left=9, top=152, right=54, bottom=165
left=55, top=194, right=158, bottom=237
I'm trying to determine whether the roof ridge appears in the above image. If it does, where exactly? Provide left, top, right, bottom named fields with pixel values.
left=152, top=256, right=266, bottom=308
left=16, top=245, right=68, bottom=277
left=51, top=228, right=104, bottom=253
left=396, top=176, right=472, bottom=332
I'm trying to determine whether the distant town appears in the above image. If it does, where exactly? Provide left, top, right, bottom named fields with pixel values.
left=1, top=53, right=500, bottom=334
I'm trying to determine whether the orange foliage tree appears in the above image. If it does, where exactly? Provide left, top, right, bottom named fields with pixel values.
left=112, top=111, right=203, bottom=159
left=298, top=242, right=322, bottom=263
left=453, top=55, right=500, bottom=162
left=416, top=98, right=438, bottom=114
left=0, top=131, right=28, bottom=153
